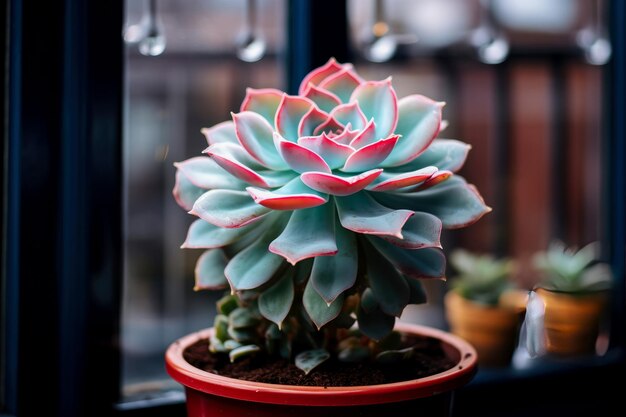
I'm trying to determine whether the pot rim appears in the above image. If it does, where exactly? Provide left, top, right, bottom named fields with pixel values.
left=165, top=322, right=477, bottom=406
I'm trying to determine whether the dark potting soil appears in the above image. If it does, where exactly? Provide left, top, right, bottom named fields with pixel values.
left=183, top=335, right=457, bottom=387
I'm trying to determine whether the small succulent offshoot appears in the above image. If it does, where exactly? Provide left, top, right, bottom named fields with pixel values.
left=173, top=59, right=490, bottom=374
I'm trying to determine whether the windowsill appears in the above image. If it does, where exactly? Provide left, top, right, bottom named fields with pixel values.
left=470, top=346, right=626, bottom=385
left=454, top=347, right=626, bottom=417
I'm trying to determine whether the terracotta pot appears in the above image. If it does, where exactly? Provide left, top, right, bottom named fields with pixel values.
left=444, top=291, right=524, bottom=368
left=536, top=288, right=608, bottom=356
left=165, top=323, right=477, bottom=417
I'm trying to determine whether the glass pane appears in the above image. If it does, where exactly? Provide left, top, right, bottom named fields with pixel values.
left=348, top=0, right=611, bottom=363
left=121, top=0, right=285, bottom=402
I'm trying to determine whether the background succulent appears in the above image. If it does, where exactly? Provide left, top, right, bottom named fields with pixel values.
left=173, top=59, right=490, bottom=364
left=448, top=249, right=516, bottom=306
left=533, top=240, right=612, bottom=293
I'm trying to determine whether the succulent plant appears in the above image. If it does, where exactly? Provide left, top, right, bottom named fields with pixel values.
left=449, top=249, right=516, bottom=306
left=173, top=58, right=490, bottom=369
left=533, top=240, right=612, bottom=293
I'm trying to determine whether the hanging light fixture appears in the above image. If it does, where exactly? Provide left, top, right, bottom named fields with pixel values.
left=469, top=0, right=509, bottom=65
left=576, top=0, right=611, bottom=65
left=123, top=0, right=166, bottom=57
left=362, top=0, right=418, bottom=63
left=236, top=0, right=266, bottom=62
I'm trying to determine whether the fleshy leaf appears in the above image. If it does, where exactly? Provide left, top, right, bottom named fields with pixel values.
left=298, top=133, right=354, bottom=170
left=328, top=123, right=360, bottom=145
left=182, top=218, right=263, bottom=248
left=360, top=288, right=378, bottom=313
left=206, top=142, right=295, bottom=188
left=301, top=169, right=383, bottom=196
left=330, top=102, right=367, bottom=130
left=229, top=307, right=261, bottom=329
left=295, top=349, right=331, bottom=375
left=294, top=258, right=314, bottom=286
left=191, top=189, right=270, bottom=228
left=380, top=212, right=442, bottom=249
left=312, top=115, right=344, bottom=136
left=303, top=279, right=344, bottom=330
left=247, top=180, right=328, bottom=211
left=201, top=121, right=238, bottom=145
left=412, top=170, right=452, bottom=191
left=367, top=166, right=438, bottom=192
left=372, top=176, right=492, bottom=229
left=232, top=111, right=287, bottom=170
left=298, top=106, right=330, bottom=137
left=225, top=215, right=288, bottom=290
left=319, top=67, right=363, bottom=103
left=302, top=83, right=342, bottom=113
left=357, top=291, right=395, bottom=341
left=194, top=249, right=229, bottom=290
left=341, top=135, right=399, bottom=173
left=275, top=94, right=314, bottom=142
left=381, top=95, right=443, bottom=167
left=375, top=347, right=414, bottom=364
left=350, top=78, right=398, bottom=139
left=276, top=135, right=331, bottom=173
left=363, top=242, right=410, bottom=317
left=338, top=346, right=371, bottom=363
left=367, top=236, right=446, bottom=279
left=298, top=58, right=344, bottom=94
left=229, top=345, right=261, bottom=362
left=173, top=171, right=206, bottom=211
left=406, top=277, right=428, bottom=304
left=269, top=203, right=337, bottom=265
left=311, top=224, right=358, bottom=304
left=240, top=88, right=284, bottom=124
left=259, top=269, right=295, bottom=328
left=336, top=192, right=413, bottom=238
left=175, top=157, right=246, bottom=190
left=406, top=139, right=471, bottom=173
left=349, top=119, right=377, bottom=149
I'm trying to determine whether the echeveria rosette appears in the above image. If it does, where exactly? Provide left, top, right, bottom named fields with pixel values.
left=173, top=58, right=491, bottom=340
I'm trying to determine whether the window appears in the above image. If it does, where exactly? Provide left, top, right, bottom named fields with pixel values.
left=3, top=1, right=625, bottom=416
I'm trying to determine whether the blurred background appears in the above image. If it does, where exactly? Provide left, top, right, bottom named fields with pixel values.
left=121, top=0, right=613, bottom=410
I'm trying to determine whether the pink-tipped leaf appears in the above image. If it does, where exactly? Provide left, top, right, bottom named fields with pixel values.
left=269, top=203, right=337, bottom=265
left=190, top=189, right=270, bottom=228
left=302, top=83, right=342, bottom=113
left=298, top=106, right=330, bottom=137
left=246, top=177, right=328, bottom=210
left=341, top=135, right=399, bottom=173
left=276, top=135, right=331, bottom=173
left=232, top=111, right=287, bottom=170
left=275, top=94, right=315, bottom=142
left=372, top=176, right=492, bottom=229
left=298, top=133, right=353, bottom=170
left=319, top=66, right=364, bottom=103
left=201, top=121, right=239, bottom=146
left=240, top=88, right=284, bottom=125
left=336, top=191, right=413, bottom=238
left=329, top=102, right=367, bottom=130
left=301, top=169, right=383, bottom=196
left=367, top=166, right=438, bottom=192
left=350, top=78, right=398, bottom=140
left=298, top=58, right=344, bottom=95
left=380, top=95, right=443, bottom=168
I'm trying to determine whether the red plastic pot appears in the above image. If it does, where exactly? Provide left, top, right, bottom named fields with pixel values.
left=165, top=322, right=477, bottom=417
